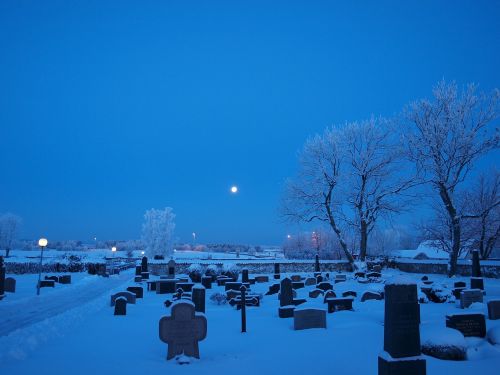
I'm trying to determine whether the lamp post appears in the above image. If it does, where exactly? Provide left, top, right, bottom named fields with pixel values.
left=111, top=246, right=117, bottom=274
left=37, top=238, right=48, bottom=296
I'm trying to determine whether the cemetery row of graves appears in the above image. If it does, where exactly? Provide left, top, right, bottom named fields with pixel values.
left=1, top=252, right=500, bottom=374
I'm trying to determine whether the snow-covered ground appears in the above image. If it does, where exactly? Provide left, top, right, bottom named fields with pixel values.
left=1, top=269, right=499, bottom=374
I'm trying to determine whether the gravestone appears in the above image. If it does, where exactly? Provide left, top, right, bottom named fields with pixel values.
left=265, top=283, right=280, bottom=295
left=292, top=281, right=305, bottom=290
left=452, top=287, right=466, bottom=300
left=446, top=313, right=486, bottom=337
left=135, top=265, right=142, bottom=276
left=240, top=285, right=247, bottom=332
left=114, top=297, right=127, bottom=315
left=278, top=278, right=295, bottom=318
left=326, top=297, right=353, bottom=313
left=168, top=259, right=176, bottom=279
left=141, top=271, right=150, bottom=280
left=255, top=275, right=269, bottom=283
left=323, top=290, right=337, bottom=303
left=141, top=256, right=148, bottom=273
left=373, top=265, right=382, bottom=273
left=470, top=250, right=484, bottom=291
left=294, top=308, right=327, bottom=330
left=135, top=276, right=143, bottom=283
left=216, top=276, right=232, bottom=286
left=316, top=275, right=323, bottom=284
left=159, top=301, right=207, bottom=360
left=315, top=254, right=320, bottom=272
left=335, top=274, right=347, bottom=283
left=460, top=289, right=483, bottom=308
left=454, top=281, right=466, bottom=288
left=309, top=289, right=324, bottom=298
left=355, top=271, right=366, bottom=278
left=127, top=286, right=144, bottom=299
left=290, top=275, right=301, bottom=282
left=242, top=269, right=249, bottom=283
left=192, top=286, right=206, bottom=313
left=378, top=279, right=425, bottom=375
left=361, top=291, right=383, bottom=302
left=487, top=300, right=500, bottom=320
left=39, top=280, right=55, bottom=288
left=58, top=275, right=71, bottom=284
left=274, top=263, right=280, bottom=279
left=4, top=277, right=16, bottom=293
left=201, top=276, right=212, bottom=289
left=0, top=257, right=6, bottom=300
left=157, top=280, right=177, bottom=294
left=177, top=282, right=195, bottom=293
left=342, top=291, right=357, bottom=298
left=317, top=282, right=333, bottom=292
left=111, top=291, right=136, bottom=306
left=305, top=277, right=316, bottom=286
left=366, top=272, right=381, bottom=279
left=45, top=276, right=59, bottom=283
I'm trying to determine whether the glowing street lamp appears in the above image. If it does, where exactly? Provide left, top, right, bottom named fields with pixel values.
left=36, top=238, right=48, bottom=296
left=112, top=246, right=117, bottom=252
left=230, top=185, right=238, bottom=194
left=287, top=234, right=291, bottom=239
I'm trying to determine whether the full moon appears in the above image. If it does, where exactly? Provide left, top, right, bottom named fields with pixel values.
left=230, top=186, right=238, bottom=193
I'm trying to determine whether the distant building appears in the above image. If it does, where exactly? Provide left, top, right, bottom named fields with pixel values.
left=390, top=240, right=469, bottom=260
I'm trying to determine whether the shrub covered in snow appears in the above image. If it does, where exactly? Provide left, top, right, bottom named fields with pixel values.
left=222, top=263, right=239, bottom=281
left=205, top=264, right=220, bottom=280
left=188, top=263, right=203, bottom=282
left=421, top=325, right=467, bottom=360
left=209, top=292, right=227, bottom=305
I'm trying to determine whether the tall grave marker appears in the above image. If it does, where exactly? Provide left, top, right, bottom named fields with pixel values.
left=0, top=256, right=5, bottom=300
left=378, top=277, right=426, bottom=375
left=470, top=250, right=484, bottom=291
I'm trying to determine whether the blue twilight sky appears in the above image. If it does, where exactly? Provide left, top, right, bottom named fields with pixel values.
left=1, top=1, right=499, bottom=245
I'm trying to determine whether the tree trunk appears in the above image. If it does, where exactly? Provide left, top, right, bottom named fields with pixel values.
left=359, top=220, right=368, bottom=261
left=438, top=183, right=461, bottom=277
left=5, top=248, right=10, bottom=258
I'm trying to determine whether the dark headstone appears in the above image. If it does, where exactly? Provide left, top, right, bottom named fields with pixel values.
left=192, top=286, right=206, bottom=314
left=265, top=283, right=280, bottom=295
left=168, top=259, right=176, bottom=279
left=225, top=282, right=249, bottom=292
left=305, top=277, right=316, bottom=286
left=294, top=308, right=326, bottom=330
left=127, top=286, right=144, bottom=299
left=216, top=276, right=232, bottom=286
left=274, top=263, right=280, bottom=279
left=378, top=281, right=425, bottom=375
left=141, top=256, right=148, bottom=273
left=39, top=280, right=55, bottom=288
left=421, top=276, right=429, bottom=281
left=157, top=280, right=177, bottom=294
left=292, top=281, right=305, bottom=290
left=135, top=276, right=143, bottom=283
left=290, top=275, right=301, bottom=282
left=342, top=291, right=357, bottom=298
left=309, top=289, right=324, bottom=298
left=446, top=313, right=486, bottom=337
left=323, top=290, right=337, bottom=303
left=460, top=289, right=483, bottom=308
left=240, top=285, right=247, bottom=332
left=242, top=269, right=249, bottom=283
left=278, top=306, right=295, bottom=318
left=355, top=271, right=366, bottom=278
left=326, top=297, right=353, bottom=313
left=4, top=277, right=16, bottom=293
left=316, top=282, right=333, bottom=292
left=255, top=275, right=269, bottom=283
left=487, top=300, right=500, bottom=320
left=114, top=297, right=127, bottom=315
left=316, top=275, right=323, bottom=284
left=452, top=287, right=466, bottom=300
left=45, top=276, right=59, bottom=283
left=279, top=278, right=293, bottom=307
left=382, top=282, right=421, bottom=358
left=373, top=265, right=382, bottom=273
left=58, top=275, right=71, bottom=284
left=454, top=281, right=466, bottom=288
left=177, top=282, right=195, bottom=293
left=201, top=276, right=212, bottom=289
left=159, top=301, right=207, bottom=360
left=470, top=277, right=484, bottom=291
left=110, top=291, right=136, bottom=306
left=361, top=291, right=383, bottom=302
left=135, top=265, right=142, bottom=276
left=141, top=272, right=150, bottom=280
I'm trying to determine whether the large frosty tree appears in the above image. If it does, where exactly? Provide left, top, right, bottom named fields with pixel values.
left=0, top=213, right=21, bottom=257
left=141, top=207, right=176, bottom=258
left=404, top=80, right=499, bottom=276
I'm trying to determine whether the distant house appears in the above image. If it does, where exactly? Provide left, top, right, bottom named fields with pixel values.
left=391, top=240, right=468, bottom=260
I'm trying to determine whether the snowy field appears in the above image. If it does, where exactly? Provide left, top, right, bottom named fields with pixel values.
left=1, top=269, right=500, bottom=375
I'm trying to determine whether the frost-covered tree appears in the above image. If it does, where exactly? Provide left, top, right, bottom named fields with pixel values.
left=342, top=118, right=418, bottom=260
left=0, top=213, right=21, bottom=257
left=404, top=80, right=499, bottom=276
left=141, top=207, right=176, bottom=258
left=281, top=128, right=356, bottom=265
left=462, top=172, right=500, bottom=259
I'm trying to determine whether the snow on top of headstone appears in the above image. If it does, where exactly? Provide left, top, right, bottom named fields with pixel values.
left=385, top=275, right=416, bottom=286
left=193, top=285, right=205, bottom=290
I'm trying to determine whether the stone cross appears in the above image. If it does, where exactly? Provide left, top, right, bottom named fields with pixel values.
left=159, top=301, right=207, bottom=360
left=240, top=285, right=247, bottom=332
